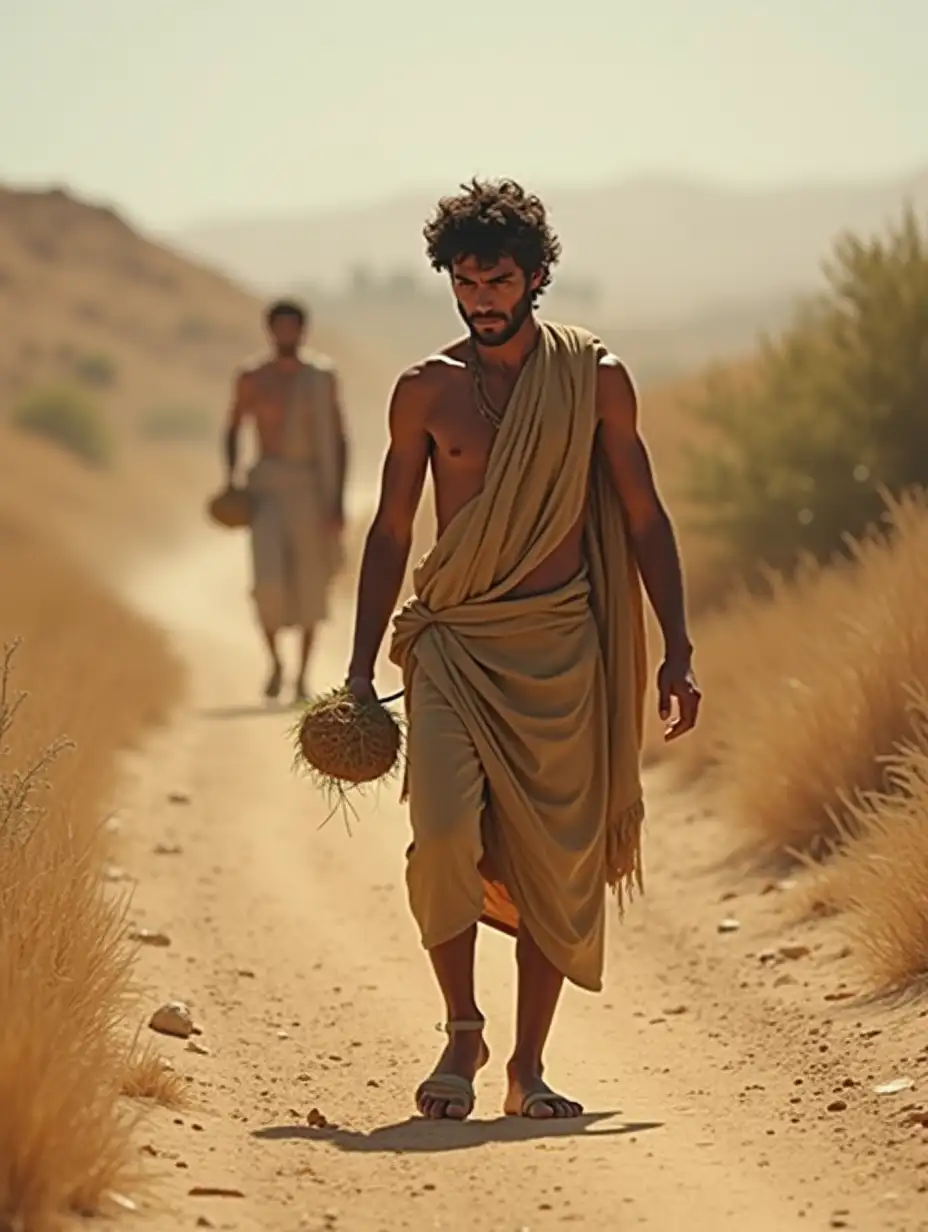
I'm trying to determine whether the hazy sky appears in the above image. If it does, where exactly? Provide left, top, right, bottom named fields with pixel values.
left=2, top=0, right=926, bottom=230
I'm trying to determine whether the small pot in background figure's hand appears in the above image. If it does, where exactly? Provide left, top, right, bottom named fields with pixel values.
left=206, top=485, right=253, bottom=529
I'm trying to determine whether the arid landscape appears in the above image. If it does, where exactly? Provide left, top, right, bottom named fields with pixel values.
left=3, top=169, right=928, bottom=1232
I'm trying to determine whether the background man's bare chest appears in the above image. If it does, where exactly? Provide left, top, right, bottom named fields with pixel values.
left=251, top=369, right=309, bottom=420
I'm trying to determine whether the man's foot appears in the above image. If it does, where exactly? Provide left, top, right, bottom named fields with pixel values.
left=504, top=1067, right=583, bottom=1119
left=293, top=677, right=308, bottom=705
left=415, top=1020, right=489, bottom=1121
left=263, top=662, right=283, bottom=701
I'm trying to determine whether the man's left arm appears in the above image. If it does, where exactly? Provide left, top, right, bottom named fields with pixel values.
left=596, top=355, right=701, bottom=740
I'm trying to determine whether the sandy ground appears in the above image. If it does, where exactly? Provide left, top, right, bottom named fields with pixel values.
left=109, top=530, right=928, bottom=1232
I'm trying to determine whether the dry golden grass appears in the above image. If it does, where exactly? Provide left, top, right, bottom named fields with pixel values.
left=0, top=514, right=181, bottom=1230
left=121, top=1044, right=188, bottom=1110
left=650, top=557, right=852, bottom=775
left=664, top=492, right=928, bottom=861
left=804, top=692, right=928, bottom=995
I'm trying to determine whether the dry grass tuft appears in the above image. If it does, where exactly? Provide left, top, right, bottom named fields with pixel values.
left=122, top=1043, right=188, bottom=1109
left=0, top=515, right=181, bottom=1230
left=808, top=692, right=928, bottom=995
left=652, top=555, right=853, bottom=782
left=666, top=492, right=928, bottom=861
left=0, top=643, right=135, bottom=1228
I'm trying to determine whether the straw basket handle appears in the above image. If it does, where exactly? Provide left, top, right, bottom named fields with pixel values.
left=345, top=678, right=403, bottom=705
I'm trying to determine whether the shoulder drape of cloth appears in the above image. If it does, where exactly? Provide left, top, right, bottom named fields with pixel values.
left=388, top=321, right=648, bottom=992
left=298, top=352, right=343, bottom=521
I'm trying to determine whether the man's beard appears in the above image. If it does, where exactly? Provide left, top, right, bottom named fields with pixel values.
left=456, top=284, right=534, bottom=348
left=275, top=343, right=299, bottom=359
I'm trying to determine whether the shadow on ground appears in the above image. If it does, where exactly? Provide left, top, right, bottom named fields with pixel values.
left=252, top=1112, right=663, bottom=1155
left=197, top=701, right=300, bottom=721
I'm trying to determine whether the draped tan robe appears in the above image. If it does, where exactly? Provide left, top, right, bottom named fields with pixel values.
left=247, top=355, right=343, bottom=629
left=389, top=322, right=647, bottom=993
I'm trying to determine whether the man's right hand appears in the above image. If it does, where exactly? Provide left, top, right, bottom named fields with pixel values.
left=346, top=675, right=376, bottom=701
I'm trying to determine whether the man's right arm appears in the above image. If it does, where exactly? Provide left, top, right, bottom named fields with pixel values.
left=346, top=368, right=431, bottom=689
left=223, top=371, right=249, bottom=483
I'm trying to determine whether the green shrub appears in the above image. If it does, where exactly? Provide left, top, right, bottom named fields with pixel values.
left=139, top=403, right=213, bottom=443
left=684, top=205, right=928, bottom=577
left=9, top=386, right=113, bottom=468
left=71, top=351, right=117, bottom=388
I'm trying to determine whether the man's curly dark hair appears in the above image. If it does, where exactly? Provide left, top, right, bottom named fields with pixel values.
left=423, top=178, right=562, bottom=303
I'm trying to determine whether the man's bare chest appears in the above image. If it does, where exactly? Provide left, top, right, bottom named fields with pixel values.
left=426, top=370, right=511, bottom=474
left=249, top=369, right=309, bottom=419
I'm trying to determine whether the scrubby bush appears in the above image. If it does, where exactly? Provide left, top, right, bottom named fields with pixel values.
left=72, top=351, right=117, bottom=388
left=9, top=386, right=113, bottom=468
left=684, top=205, right=928, bottom=577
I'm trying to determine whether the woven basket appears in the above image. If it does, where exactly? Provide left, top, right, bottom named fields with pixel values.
left=295, top=688, right=403, bottom=788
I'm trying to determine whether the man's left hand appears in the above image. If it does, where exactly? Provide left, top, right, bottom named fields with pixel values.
left=657, top=650, right=701, bottom=742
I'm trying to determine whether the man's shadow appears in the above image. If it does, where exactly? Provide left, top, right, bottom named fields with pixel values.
left=252, top=1111, right=662, bottom=1156
left=197, top=701, right=298, bottom=721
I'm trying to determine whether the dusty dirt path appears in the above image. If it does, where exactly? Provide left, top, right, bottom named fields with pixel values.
left=112, top=532, right=928, bottom=1232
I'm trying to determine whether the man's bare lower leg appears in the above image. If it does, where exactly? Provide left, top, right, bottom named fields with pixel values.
left=505, top=925, right=582, bottom=1118
left=260, top=624, right=282, bottom=699
left=294, top=625, right=315, bottom=701
left=419, top=924, right=489, bottom=1119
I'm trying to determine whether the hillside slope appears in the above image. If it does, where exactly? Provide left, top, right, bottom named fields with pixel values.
left=0, top=186, right=402, bottom=559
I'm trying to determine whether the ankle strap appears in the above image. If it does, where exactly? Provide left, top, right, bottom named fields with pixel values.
left=437, top=1018, right=485, bottom=1035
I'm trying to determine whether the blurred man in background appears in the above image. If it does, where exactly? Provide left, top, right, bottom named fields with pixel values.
left=224, top=300, right=348, bottom=703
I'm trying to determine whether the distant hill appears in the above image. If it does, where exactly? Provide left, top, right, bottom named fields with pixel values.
left=172, top=169, right=928, bottom=323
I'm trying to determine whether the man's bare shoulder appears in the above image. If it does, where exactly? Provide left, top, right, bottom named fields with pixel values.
left=303, top=349, right=337, bottom=375
left=235, top=357, right=274, bottom=384
left=393, top=346, right=468, bottom=400
left=595, top=351, right=638, bottom=423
